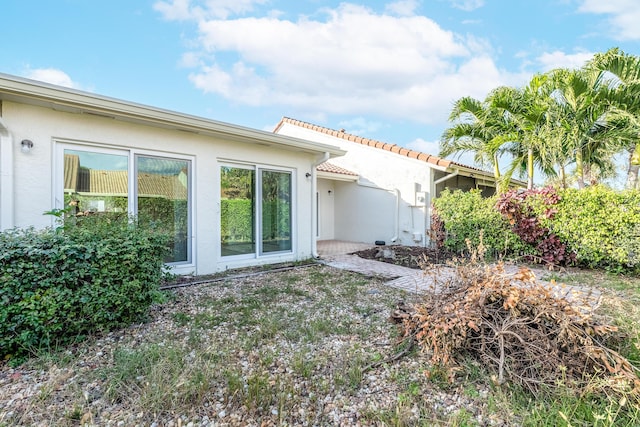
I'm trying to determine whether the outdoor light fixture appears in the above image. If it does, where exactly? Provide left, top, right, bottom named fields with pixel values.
left=21, top=139, right=33, bottom=153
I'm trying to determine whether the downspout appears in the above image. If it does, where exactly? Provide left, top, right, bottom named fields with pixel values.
left=390, top=188, right=400, bottom=243
left=311, top=152, right=330, bottom=258
left=0, top=117, right=14, bottom=231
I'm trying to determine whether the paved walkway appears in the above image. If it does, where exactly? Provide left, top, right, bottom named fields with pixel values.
left=319, top=253, right=601, bottom=309
left=319, top=253, right=455, bottom=293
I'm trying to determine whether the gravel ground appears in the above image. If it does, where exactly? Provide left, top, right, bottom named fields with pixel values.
left=0, top=265, right=501, bottom=427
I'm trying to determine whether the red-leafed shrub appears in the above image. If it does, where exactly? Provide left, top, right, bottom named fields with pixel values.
left=496, top=187, right=576, bottom=267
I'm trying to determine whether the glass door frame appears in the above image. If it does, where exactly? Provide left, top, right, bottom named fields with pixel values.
left=219, top=161, right=296, bottom=260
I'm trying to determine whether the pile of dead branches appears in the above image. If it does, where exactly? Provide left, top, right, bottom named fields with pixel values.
left=398, top=261, right=640, bottom=397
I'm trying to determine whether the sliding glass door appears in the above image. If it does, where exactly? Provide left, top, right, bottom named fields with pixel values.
left=220, top=166, right=255, bottom=256
left=137, top=156, right=191, bottom=263
left=221, top=164, right=292, bottom=258
left=261, top=170, right=292, bottom=254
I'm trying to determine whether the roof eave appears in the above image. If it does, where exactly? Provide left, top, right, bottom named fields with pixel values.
left=317, top=171, right=359, bottom=181
left=0, top=74, right=345, bottom=157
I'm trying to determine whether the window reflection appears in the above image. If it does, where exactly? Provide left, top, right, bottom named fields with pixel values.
left=137, top=156, right=190, bottom=263
left=62, top=149, right=192, bottom=264
left=220, top=166, right=256, bottom=256
left=261, top=170, right=292, bottom=254
left=63, top=149, right=128, bottom=215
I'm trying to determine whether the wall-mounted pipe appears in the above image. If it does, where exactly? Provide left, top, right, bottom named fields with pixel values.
left=390, top=188, right=400, bottom=243
left=311, top=152, right=330, bottom=258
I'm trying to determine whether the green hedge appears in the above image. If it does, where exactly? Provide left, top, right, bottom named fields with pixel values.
left=0, top=215, right=169, bottom=361
left=432, top=189, right=526, bottom=256
left=535, top=186, right=640, bottom=271
left=433, top=187, right=640, bottom=272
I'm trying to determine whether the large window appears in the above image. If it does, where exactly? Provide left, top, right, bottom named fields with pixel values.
left=136, top=156, right=191, bottom=263
left=63, top=149, right=129, bottom=214
left=221, top=165, right=292, bottom=257
left=61, top=146, right=192, bottom=265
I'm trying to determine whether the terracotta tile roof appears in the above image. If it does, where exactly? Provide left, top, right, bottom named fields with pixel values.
left=63, top=153, right=80, bottom=192
left=316, top=162, right=358, bottom=176
left=64, top=154, right=187, bottom=200
left=275, top=117, right=456, bottom=169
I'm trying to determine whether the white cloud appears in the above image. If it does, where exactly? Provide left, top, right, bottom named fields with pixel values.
left=448, top=0, right=485, bottom=12
left=24, top=68, right=80, bottom=89
left=337, top=117, right=383, bottom=135
left=535, top=50, right=594, bottom=71
left=177, top=2, right=521, bottom=125
left=154, top=0, right=267, bottom=20
left=154, top=0, right=194, bottom=20
left=406, top=137, right=441, bottom=155
left=179, top=51, right=203, bottom=68
left=385, top=0, right=419, bottom=17
left=577, top=0, right=640, bottom=40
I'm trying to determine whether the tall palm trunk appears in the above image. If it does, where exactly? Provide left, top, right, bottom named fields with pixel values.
left=559, top=164, right=567, bottom=188
left=575, top=149, right=585, bottom=189
left=493, top=153, right=502, bottom=193
left=527, top=148, right=534, bottom=189
left=627, top=144, right=640, bottom=190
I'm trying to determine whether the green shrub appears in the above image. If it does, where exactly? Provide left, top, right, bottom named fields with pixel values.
left=432, top=189, right=525, bottom=256
left=0, top=214, right=169, bottom=361
left=434, top=186, right=640, bottom=272
left=535, top=186, right=640, bottom=271
left=496, top=187, right=576, bottom=266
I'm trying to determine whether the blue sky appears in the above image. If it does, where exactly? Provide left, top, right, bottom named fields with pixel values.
left=2, top=0, right=639, bottom=174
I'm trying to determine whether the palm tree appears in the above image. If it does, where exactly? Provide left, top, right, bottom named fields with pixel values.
left=440, top=91, right=519, bottom=192
left=490, top=75, right=559, bottom=189
left=587, top=48, right=640, bottom=189
left=545, top=68, right=604, bottom=188
left=441, top=49, right=640, bottom=190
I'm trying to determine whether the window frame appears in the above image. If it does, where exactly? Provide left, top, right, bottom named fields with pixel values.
left=54, top=140, right=195, bottom=267
left=219, top=161, right=295, bottom=260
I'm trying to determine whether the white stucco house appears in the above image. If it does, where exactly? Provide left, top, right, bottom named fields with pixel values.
left=0, top=74, right=345, bottom=275
left=275, top=117, right=509, bottom=247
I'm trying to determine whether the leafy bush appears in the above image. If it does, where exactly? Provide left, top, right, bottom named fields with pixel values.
left=221, top=199, right=253, bottom=242
left=434, top=186, right=640, bottom=272
left=496, top=187, right=576, bottom=266
left=432, top=189, right=525, bottom=257
left=0, top=214, right=169, bottom=361
left=221, top=199, right=291, bottom=243
left=536, top=186, right=640, bottom=271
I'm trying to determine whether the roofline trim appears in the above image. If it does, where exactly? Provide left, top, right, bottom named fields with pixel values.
left=277, top=116, right=526, bottom=186
left=276, top=116, right=453, bottom=168
left=0, top=73, right=345, bottom=157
